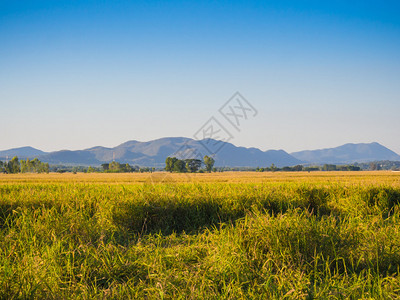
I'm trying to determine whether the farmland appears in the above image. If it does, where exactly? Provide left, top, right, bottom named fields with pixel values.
left=1, top=172, right=400, bottom=299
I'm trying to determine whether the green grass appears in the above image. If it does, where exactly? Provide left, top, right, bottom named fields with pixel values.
left=1, top=175, right=400, bottom=298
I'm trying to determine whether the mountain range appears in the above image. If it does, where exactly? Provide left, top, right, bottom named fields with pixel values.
left=1, top=138, right=399, bottom=167
left=291, top=142, right=400, bottom=164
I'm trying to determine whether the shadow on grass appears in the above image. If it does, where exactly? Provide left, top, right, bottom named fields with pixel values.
left=0, top=200, right=62, bottom=229
left=362, top=187, right=400, bottom=217
left=112, top=187, right=336, bottom=236
left=112, top=200, right=229, bottom=235
left=0, top=203, right=14, bottom=229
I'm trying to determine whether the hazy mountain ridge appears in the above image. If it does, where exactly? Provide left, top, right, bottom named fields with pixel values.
left=0, top=146, right=48, bottom=158
left=1, top=139, right=399, bottom=167
left=0, top=138, right=301, bottom=167
left=291, top=142, right=400, bottom=164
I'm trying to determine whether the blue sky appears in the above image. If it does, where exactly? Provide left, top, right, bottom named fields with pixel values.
left=1, top=0, right=400, bottom=153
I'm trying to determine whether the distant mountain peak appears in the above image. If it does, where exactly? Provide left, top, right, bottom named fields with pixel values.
left=0, top=146, right=47, bottom=158
left=291, top=142, right=400, bottom=164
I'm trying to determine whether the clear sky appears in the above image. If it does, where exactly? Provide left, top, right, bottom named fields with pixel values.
left=1, top=0, right=399, bottom=154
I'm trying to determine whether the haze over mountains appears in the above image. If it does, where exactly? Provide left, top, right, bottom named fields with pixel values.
left=291, top=142, right=400, bottom=164
left=1, top=138, right=399, bottom=167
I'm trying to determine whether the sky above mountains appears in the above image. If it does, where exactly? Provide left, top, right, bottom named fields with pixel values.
left=1, top=1, right=399, bottom=153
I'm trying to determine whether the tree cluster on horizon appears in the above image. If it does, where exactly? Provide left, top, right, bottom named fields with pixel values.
left=255, top=163, right=361, bottom=172
left=0, top=157, right=49, bottom=174
left=165, top=155, right=215, bottom=173
left=101, top=162, right=155, bottom=173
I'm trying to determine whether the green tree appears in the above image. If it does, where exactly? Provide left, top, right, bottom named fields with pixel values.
left=20, top=159, right=27, bottom=173
left=269, top=163, right=278, bottom=172
left=31, top=158, right=40, bottom=172
left=37, top=162, right=49, bottom=173
left=166, top=157, right=179, bottom=172
left=292, top=165, right=303, bottom=172
left=322, top=164, right=337, bottom=171
left=347, top=165, right=360, bottom=171
left=173, top=159, right=186, bottom=172
left=19, top=158, right=49, bottom=174
left=43, top=163, right=50, bottom=174
left=165, top=157, right=173, bottom=172
left=203, top=155, right=215, bottom=172
left=109, top=161, right=122, bottom=172
left=185, top=159, right=202, bottom=173
left=7, top=156, right=20, bottom=174
left=123, top=163, right=134, bottom=172
left=26, top=158, right=33, bottom=172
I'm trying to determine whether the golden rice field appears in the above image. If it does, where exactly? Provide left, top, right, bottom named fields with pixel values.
left=1, top=171, right=400, bottom=299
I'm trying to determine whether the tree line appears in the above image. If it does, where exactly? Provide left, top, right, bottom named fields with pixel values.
left=165, top=156, right=215, bottom=173
left=0, top=157, right=49, bottom=174
left=2, top=155, right=371, bottom=174
left=100, top=162, right=155, bottom=173
left=255, top=164, right=360, bottom=172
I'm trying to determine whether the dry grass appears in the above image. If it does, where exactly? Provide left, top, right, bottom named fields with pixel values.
left=1, top=170, right=399, bottom=185
left=1, top=171, right=400, bottom=298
